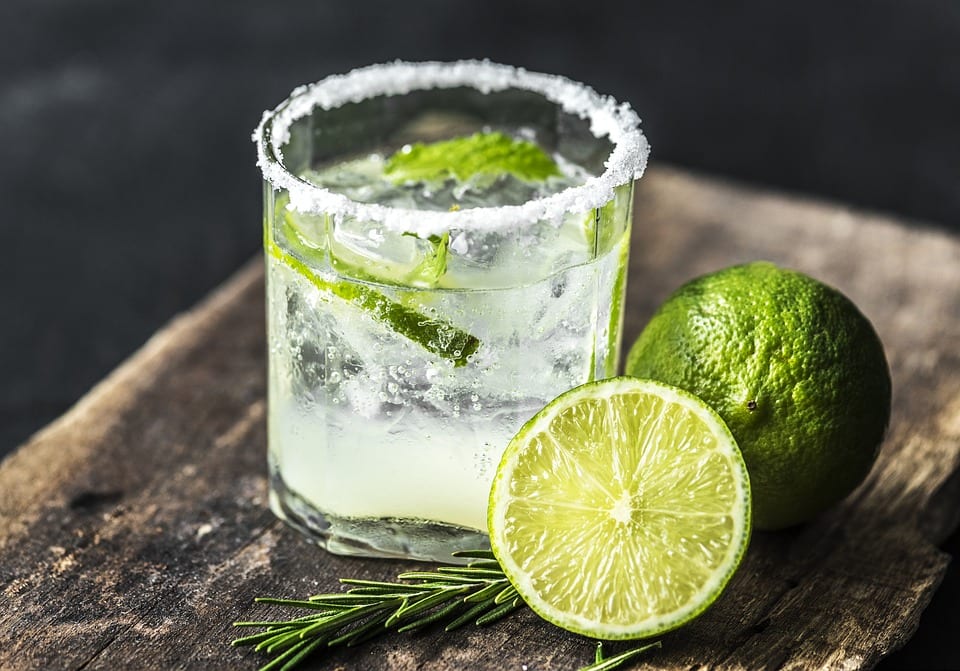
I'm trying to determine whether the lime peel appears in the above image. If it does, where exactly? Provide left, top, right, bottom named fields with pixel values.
left=488, top=377, right=751, bottom=640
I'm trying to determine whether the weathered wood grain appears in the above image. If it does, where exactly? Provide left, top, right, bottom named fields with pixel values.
left=1, top=166, right=958, bottom=670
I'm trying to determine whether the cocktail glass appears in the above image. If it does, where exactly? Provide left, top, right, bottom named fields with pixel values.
left=254, top=60, right=648, bottom=562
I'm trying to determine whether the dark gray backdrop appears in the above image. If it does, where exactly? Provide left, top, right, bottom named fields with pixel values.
left=2, top=1, right=957, bottom=667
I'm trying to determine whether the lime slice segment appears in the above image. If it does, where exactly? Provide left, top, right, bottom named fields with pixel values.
left=384, top=131, right=561, bottom=184
left=488, top=377, right=751, bottom=640
left=276, top=188, right=450, bottom=289
left=327, top=231, right=450, bottom=288
left=603, top=231, right=630, bottom=377
left=266, top=237, right=479, bottom=367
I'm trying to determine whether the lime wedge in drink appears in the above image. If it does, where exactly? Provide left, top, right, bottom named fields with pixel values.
left=384, top=131, right=561, bottom=184
left=268, top=204, right=479, bottom=367
left=488, top=377, right=751, bottom=640
left=267, top=239, right=479, bottom=367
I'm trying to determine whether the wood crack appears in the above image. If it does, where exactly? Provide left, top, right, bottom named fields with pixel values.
left=71, top=626, right=131, bottom=671
left=713, top=576, right=802, bottom=667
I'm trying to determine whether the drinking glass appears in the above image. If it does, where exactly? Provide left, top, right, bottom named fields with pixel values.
left=254, top=60, right=648, bottom=561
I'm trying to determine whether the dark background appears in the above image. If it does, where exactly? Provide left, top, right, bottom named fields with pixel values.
left=2, top=1, right=958, bottom=668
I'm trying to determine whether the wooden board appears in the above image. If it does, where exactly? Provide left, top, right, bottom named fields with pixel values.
left=2, top=166, right=958, bottom=670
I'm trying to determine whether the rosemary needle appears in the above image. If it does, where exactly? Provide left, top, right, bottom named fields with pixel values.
left=579, top=641, right=663, bottom=671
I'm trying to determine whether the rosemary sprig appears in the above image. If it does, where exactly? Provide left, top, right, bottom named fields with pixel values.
left=233, top=550, right=661, bottom=671
left=232, top=550, right=522, bottom=670
left=581, top=641, right=663, bottom=671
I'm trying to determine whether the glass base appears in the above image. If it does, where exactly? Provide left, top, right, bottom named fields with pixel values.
left=269, top=471, right=490, bottom=563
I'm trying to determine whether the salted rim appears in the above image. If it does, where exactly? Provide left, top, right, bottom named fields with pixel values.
left=253, top=60, right=649, bottom=236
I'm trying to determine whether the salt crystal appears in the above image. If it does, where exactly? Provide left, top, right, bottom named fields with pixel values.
left=254, top=60, right=650, bottom=238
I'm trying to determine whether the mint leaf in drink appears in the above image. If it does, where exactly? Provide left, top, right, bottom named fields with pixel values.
left=384, top=131, right=561, bottom=184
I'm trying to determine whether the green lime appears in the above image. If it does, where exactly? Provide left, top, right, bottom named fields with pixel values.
left=626, top=261, right=891, bottom=530
left=488, top=377, right=751, bottom=640
left=384, top=131, right=561, bottom=184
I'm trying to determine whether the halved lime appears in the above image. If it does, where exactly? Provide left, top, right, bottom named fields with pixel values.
left=488, top=377, right=751, bottom=640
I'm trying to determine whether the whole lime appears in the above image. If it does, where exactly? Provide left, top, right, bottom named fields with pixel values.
left=625, top=261, right=891, bottom=530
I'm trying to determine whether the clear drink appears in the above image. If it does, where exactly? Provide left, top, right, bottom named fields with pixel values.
left=254, top=61, right=648, bottom=561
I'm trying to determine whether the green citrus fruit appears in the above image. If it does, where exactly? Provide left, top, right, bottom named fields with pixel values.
left=488, top=377, right=751, bottom=640
left=625, top=261, right=891, bottom=530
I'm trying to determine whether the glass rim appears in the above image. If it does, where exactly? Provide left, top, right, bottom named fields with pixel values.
left=253, top=60, right=650, bottom=237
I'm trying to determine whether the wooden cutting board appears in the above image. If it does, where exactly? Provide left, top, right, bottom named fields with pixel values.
left=2, top=166, right=958, bottom=670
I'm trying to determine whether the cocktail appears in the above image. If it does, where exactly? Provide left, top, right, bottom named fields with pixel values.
left=254, top=60, right=648, bottom=561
